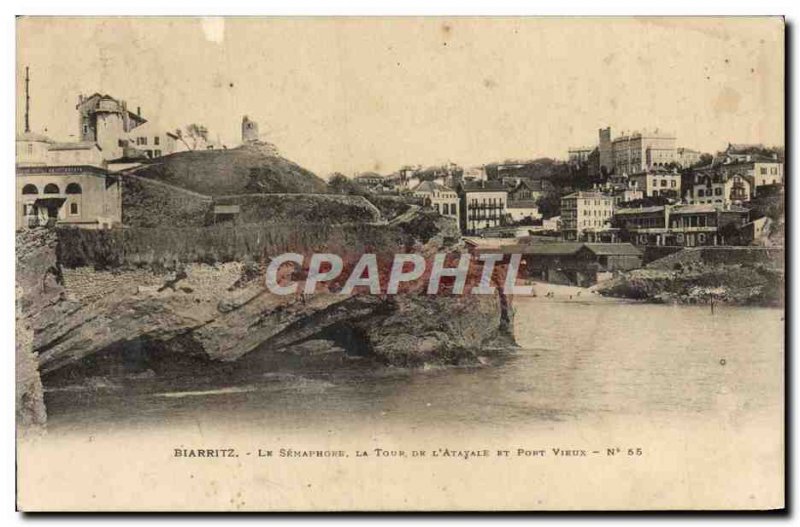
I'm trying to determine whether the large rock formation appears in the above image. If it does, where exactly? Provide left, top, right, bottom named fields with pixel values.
left=18, top=213, right=515, bottom=403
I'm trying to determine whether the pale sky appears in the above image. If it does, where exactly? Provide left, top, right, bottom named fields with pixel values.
left=17, top=17, right=784, bottom=177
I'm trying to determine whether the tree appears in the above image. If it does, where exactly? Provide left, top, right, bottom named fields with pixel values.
left=327, top=173, right=367, bottom=196
left=535, top=191, right=563, bottom=218
left=175, top=123, right=210, bottom=151
left=694, top=153, right=713, bottom=167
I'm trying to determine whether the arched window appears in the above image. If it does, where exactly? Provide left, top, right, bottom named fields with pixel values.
left=43, top=183, right=60, bottom=194
left=65, top=183, right=82, bottom=194
left=21, top=184, right=38, bottom=195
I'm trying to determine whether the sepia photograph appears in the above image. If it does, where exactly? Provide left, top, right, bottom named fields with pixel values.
left=13, top=15, right=785, bottom=512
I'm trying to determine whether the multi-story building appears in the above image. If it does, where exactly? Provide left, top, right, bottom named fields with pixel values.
left=16, top=165, right=122, bottom=230
left=412, top=181, right=460, bottom=223
left=612, top=130, right=677, bottom=175
left=693, top=157, right=783, bottom=198
left=612, top=204, right=749, bottom=247
left=354, top=172, right=385, bottom=187
left=126, top=121, right=179, bottom=159
left=17, top=132, right=105, bottom=168
left=686, top=172, right=751, bottom=206
left=560, top=191, right=615, bottom=241
left=16, top=83, right=125, bottom=229
left=593, top=174, right=644, bottom=206
left=459, top=180, right=508, bottom=234
left=628, top=167, right=681, bottom=198
left=77, top=93, right=147, bottom=161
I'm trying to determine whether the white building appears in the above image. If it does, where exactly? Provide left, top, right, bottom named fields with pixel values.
left=687, top=173, right=752, bottom=207
left=459, top=180, right=508, bottom=234
left=126, top=121, right=179, bottom=160
left=628, top=168, right=681, bottom=198
left=506, top=201, right=541, bottom=223
left=560, top=191, right=615, bottom=241
left=412, top=181, right=460, bottom=223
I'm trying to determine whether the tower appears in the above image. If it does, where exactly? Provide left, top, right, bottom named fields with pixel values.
left=241, top=115, right=259, bottom=143
left=598, top=126, right=613, bottom=176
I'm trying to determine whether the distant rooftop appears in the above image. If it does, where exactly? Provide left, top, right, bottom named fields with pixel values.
left=412, top=180, right=453, bottom=193
left=562, top=191, right=611, bottom=199
left=461, top=180, right=507, bottom=192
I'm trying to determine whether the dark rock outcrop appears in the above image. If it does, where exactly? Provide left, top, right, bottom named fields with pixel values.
left=18, top=213, right=515, bottom=404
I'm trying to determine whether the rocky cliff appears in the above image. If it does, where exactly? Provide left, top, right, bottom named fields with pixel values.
left=17, top=213, right=515, bottom=416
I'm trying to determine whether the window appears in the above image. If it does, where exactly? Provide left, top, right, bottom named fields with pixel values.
left=714, top=187, right=722, bottom=196
left=43, top=183, right=59, bottom=194
left=23, top=204, right=35, bottom=216
left=661, top=179, right=667, bottom=187
left=27, top=144, right=33, bottom=154
left=22, top=184, right=38, bottom=195
left=698, top=189, right=705, bottom=197
left=671, top=180, right=676, bottom=188
left=65, top=183, right=82, bottom=194
left=154, top=136, right=160, bottom=146
left=760, top=167, right=767, bottom=175
left=70, top=203, right=79, bottom=215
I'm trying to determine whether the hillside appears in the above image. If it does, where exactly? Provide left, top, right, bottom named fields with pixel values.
left=129, top=144, right=328, bottom=196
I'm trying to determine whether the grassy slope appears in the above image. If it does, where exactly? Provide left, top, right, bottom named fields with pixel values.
left=131, top=145, right=328, bottom=196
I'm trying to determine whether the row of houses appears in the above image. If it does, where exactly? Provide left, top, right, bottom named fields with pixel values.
left=561, top=192, right=764, bottom=248
left=411, top=179, right=544, bottom=235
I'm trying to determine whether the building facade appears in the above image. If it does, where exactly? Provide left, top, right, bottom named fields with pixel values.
left=413, top=181, right=460, bottom=223
left=479, top=242, right=642, bottom=287
left=613, top=204, right=750, bottom=247
left=506, top=201, right=541, bottom=223
left=126, top=121, right=179, bottom=159
left=77, top=93, right=147, bottom=161
left=628, top=168, right=681, bottom=198
left=560, top=191, right=615, bottom=241
left=16, top=165, right=122, bottom=229
left=459, top=180, right=508, bottom=234
left=612, top=130, right=677, bottom=175
left=687, top=172, right=751, bottom=206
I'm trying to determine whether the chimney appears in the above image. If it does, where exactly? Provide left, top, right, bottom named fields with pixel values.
left=137, top=106, right=141, bottom=116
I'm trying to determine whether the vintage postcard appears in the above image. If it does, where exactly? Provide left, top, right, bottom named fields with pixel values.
left=15, top=16, right=784, bottom=511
